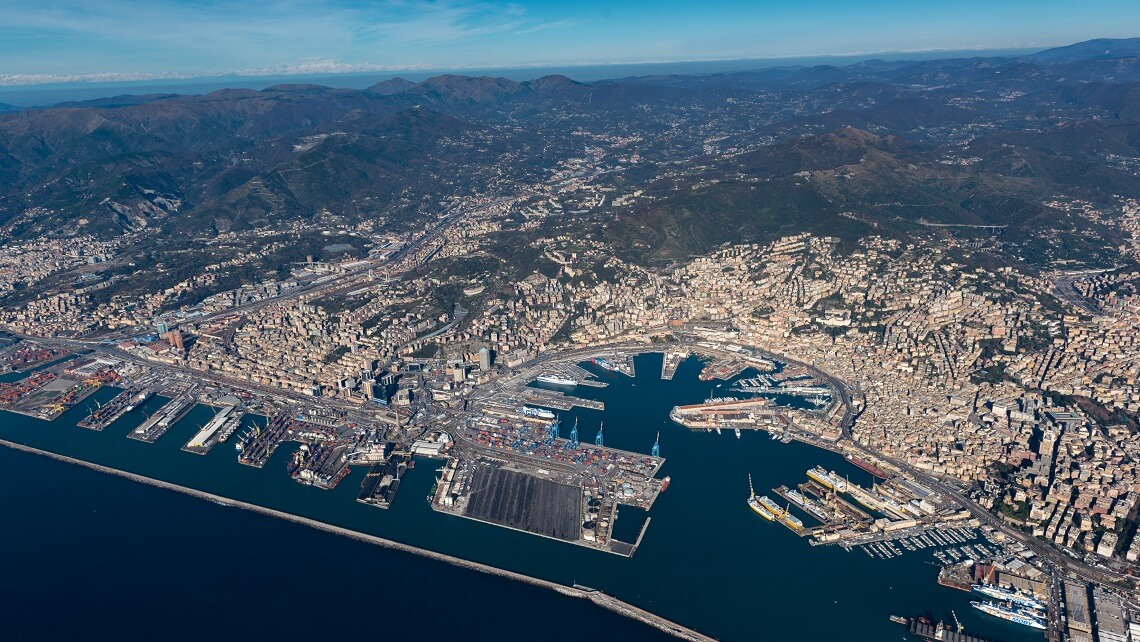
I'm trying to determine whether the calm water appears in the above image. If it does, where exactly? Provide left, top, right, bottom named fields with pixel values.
left=0, top=354, right=1043, bottom=642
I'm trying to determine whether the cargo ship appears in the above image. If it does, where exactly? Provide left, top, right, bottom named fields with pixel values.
left=970, top=601, right=1046, bottom=630
left=747, top=474, right=776, bottom=520
left=124, top=389, right=153, bottom=412
left=535, top=374, right=577, bottom=386
left=516, top=405, right=556, bottom=420
left=846, top=454, right=890, bottom=479
left=971, top=584, right=1046, bottom=612
left=592, top=356, right=619, bottom=372
left=660, top=476, right=671, bottom=492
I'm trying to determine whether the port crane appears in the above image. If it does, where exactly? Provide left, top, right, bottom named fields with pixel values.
left=545, top=418, right=559, bottom=445
left=651, top=431, right=660, bottom=457
left=595, top=421, right=604, bottom=447
left=567, top=418, right=580, bottom=449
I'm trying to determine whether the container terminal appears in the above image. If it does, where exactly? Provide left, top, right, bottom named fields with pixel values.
left=78, top=388, right=150, bottom=431
left=0, top=344, right=67, bottom=372
left=434, top=409, right=667, bottom=557
left=236, top=411, right=295, bottom=467
left=129, top=394, right=195, bottom=443
left=182, top=405, right=245, bottom=454
left=0, top=357, right=118, bottom=420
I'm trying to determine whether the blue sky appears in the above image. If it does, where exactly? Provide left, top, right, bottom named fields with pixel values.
left=1, top=0, right=1138, bottom=82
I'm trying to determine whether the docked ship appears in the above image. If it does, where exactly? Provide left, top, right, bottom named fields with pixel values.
left=846, top=454, right=890, bottom=479
left=535, top=374, right=577, bottom=386
left=759, top=495, right=787, bottom=521
left=124, top=389, right=153, bottom=412
left=780, top=510, right=804, bottom=529
left=747, top=474, right=776, bottom=520
left=591, top=357, right=619, bottom=372
left=806, top=466, right=848, bottom=492
left=971, top=585, right=1046, bottom=612
left=235, top=428, right=253, bottom=453
left=970, top=601, right=1046, bottom=630
left=516, top=406, right=556, bottom=420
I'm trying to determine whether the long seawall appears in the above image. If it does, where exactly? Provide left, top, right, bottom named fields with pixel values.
left=0, top=438, right=715, bottom=642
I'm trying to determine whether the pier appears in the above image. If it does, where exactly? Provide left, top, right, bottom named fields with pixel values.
left=128, top=395, right=194, bottom=443
left=660, top=351, right=686, bottom=380
left=182, top=405, right=245, bottom=454
left=289, top=441, right=351, bottom=489
left=357, top=452, right=409, bottom=508
left=237, top=412, right=293, bottom=468
left=78, top=387, right=147, bottom=431
left=908, top=618, right=994, bottom=642
left=520, top=389, right=604, bottom=411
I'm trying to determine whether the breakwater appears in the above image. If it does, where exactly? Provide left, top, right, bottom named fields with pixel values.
left=0, top=438, right=714, bottom=642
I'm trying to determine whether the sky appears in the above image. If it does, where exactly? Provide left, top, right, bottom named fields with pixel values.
left=1, top=0, right=1138, bottom=84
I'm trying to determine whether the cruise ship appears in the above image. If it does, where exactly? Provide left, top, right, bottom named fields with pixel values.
left=516, top=406, right=556, bottom=420
left=806, top=466, right=848, bottom=492
left=759, top=495, right=784, bottom=515
left=780, top=510, right=804, bottom=529
left=747, top=475, right=776, bottom=520
left=970, top=601, right=1046, bottom=630
left=971, top=584, right=1047, bottom=611
left=592, top=357, right=619, bottom=372
left=535, top=374, right=577, bottom=386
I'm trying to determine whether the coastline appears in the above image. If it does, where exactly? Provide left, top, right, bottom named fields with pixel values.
left=0, top=437, right=716, bottom=642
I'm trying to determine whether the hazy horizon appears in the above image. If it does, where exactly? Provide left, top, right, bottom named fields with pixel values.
left=0, top=45, right=1054, bottom=108
left=2, top=0, right=1138, bottom=89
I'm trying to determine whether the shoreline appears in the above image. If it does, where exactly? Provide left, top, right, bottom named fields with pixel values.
left=0, top=437, right=716, bottom=642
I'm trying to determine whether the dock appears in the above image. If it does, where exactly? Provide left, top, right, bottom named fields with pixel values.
left=908, top=619, right=994, bottom=642
left=78, top=387, right=147, bottom=431
left=237, top=412, right=293, bottom=468
left=128, top=396, right=195, bottom=443
left=0, top=370, right=105, bottom=421
left=660, top=351, right=686, bottom=380
left=520, top=389, right=604, bottom=411
left=182, top=405, right=245, bottom=454
left=289, top=441, right=351, bottom=489
left=357, top=453, right=409, bottom=508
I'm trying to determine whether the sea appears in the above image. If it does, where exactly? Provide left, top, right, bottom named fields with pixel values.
left=0, top=354, right=1044, bottom=641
